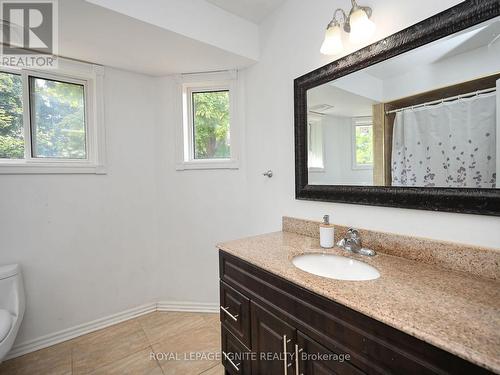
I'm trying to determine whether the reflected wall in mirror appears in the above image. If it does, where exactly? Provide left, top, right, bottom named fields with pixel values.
left=307, top=16, right=500, bottom=189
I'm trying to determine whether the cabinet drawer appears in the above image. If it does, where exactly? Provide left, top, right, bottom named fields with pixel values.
left=222, top=326, right=252, bottom=375
left=297, top=331, right=365, bottom=375
left=220, top=281, right=251, bottom=347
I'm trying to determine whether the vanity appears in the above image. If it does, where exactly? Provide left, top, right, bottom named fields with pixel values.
left=216, top=218, right=499, bottom=374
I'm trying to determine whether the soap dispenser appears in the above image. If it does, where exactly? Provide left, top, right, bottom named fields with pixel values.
left=320, top=215, right=334, bottom=248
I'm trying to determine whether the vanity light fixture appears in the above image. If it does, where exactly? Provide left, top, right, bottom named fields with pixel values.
left=320, top=12, right=344, bottom=55
left=320, top=0, right=375, bottom=55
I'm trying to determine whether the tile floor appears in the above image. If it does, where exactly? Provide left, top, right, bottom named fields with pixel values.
left=0, top=312, right=224, bottom=375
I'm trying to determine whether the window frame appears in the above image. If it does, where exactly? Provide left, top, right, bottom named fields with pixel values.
left=351, top=116, right=374, bottom=170
left=0, top=59, right=105, bottom=174
left=307, top=116, right=325, bottom=172
left=175, top=70, right=240, bottom=170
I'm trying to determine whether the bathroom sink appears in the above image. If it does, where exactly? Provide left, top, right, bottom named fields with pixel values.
left=292, top=253, right=380, bottom=281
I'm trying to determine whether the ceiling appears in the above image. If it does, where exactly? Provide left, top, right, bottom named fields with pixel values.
left=308, top=84, right=375, bottom=118
left=206, top=0, right=286, bottom=24
left=436, top=20, right=500, bottom=61
left=5, top=0, right=284, bottom=76
left=365, top=19, right=499, bottom=80
left=56, top=0, right=256, bottom=76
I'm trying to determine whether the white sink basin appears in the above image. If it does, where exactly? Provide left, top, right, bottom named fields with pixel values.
left=292, top=253, right=380, bottom=281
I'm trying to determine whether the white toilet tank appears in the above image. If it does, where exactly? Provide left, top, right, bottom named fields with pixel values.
left=0, top=264, right=26, bottom=362
left=0, top=265, right=25, bottom=317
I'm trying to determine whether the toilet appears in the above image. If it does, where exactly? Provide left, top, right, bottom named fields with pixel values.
left=0, top=264, right=25, bottom=363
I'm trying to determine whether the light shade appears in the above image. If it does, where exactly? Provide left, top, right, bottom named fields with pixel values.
left=349, top=8, right=375, bottom=44
left=320, top=24, right=343, bottom=55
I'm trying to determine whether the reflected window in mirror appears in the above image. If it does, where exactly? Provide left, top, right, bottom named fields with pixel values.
left=307, top=116, right=324, bottom=171
left=352, top=117, right=373, bottom=170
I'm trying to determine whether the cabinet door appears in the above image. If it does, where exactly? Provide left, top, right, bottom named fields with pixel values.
left=251, top=301, right=296, bottom=375
left=297, top=331, right=365, bottom=375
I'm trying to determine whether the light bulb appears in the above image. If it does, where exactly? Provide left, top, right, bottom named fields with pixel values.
left=320, top=24, right=343, bottom=55
left=349, top=8, right=375, bottom=44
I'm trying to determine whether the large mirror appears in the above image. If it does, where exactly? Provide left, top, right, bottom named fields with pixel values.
left=295, top=1, right=500, bottom=215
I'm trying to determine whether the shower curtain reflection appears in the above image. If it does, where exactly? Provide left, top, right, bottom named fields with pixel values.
left=391, top=92, right=497, bottom=188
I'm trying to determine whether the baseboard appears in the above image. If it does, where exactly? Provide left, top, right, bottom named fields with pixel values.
left=7, top=300, right=218, bottom=360
left=157, top=301, right=219, bottom=313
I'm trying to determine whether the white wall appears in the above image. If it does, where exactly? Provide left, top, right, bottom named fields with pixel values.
left=0, top=68, right=161, bottom=344
left=153, top=76, right=251, bottom=304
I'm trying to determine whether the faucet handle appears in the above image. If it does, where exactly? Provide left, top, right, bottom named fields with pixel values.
left=346, top=228, right=362, bottom=247
left=346, top=228, right=360, bottom=239
left=339, top=228, right=375, bottom=256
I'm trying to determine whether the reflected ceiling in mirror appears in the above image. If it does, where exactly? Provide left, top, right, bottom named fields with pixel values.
left=307, top=16, right=500, bottom=189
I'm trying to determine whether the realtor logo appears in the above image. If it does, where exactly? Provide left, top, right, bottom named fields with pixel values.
left=1, top=0, right=58, bottom=68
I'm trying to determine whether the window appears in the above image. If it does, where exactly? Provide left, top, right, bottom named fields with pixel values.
left=30, top=77, right=86, bottom=159
left=352, top=117, right=373, bottom=169
left=176, top=71, right=239, bottom=170
left=307, top=118, right=324, bottom=171
left=191, top=90, right=230, bottom=160
left=0, top=72, right=24, bottom=159
left=0, top=60, right=105, bottom=174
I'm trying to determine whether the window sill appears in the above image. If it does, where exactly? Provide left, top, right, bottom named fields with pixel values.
left=308, top=167, right=325, bottom=173
left=0, top=162, right=106, bottom=174
left=176, top=159, right=239, bottom=171
left=352, top=165, right=374, bottom=171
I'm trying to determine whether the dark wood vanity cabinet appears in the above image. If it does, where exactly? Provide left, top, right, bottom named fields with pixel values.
left=250, top=301, right=296, bottom=374
left=218, top=250, right=493, bottom=375
left=249, top=301, right=363, bottom=375
left=297, top=331, right=365, bottom=375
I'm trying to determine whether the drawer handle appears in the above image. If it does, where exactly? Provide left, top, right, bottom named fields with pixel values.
left=220, top=306, right=239, bottom=322
left=295, top=344, right=303, bottom=375
left=283, top=335, right=291, bottom=374
left=223, top=351, right=241, bottom=372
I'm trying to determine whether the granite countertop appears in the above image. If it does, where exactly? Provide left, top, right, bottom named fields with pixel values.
left=217, top=231, right=500, bottom=373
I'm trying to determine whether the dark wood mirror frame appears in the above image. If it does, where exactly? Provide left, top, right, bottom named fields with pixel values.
left=294, top=0, right=500, bottom=216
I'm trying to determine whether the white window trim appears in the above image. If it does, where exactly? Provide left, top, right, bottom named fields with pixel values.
left=0, top=58, right=106, bottom=174
left=351, top=116, right=373, bottom=170
left=307, top=115, right=325, bottom=173
left=174, top=70, right=240, bottom=170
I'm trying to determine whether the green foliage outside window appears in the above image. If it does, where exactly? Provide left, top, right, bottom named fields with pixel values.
left=355, top=124, right=373, bottom=165
left=192, top=90, right=230, bottom=159
left=0, top=72, right=24, bottom=158
left=0, top=72, right=86, bottom=160
left=31, top=77, right=86, bottom=159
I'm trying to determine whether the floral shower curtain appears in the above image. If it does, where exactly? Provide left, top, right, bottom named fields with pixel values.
left=391, top=92, right=496, bottom=188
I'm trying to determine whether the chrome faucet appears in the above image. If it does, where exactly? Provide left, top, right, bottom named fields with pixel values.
left=337, top=228, right=376, bottom=256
